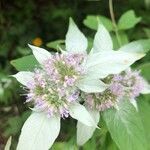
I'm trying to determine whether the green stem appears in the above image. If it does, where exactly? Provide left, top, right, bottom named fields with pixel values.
left=109, top=0, right=122, bottom=47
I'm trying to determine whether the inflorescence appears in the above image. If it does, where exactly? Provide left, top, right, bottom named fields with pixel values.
left=83, top=69, right=145, bottom=111
left=24, top=51, right=145, bottom=114
left=25, top=53, right=85, bottom=118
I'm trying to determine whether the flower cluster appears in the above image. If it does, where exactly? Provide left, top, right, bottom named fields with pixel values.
left=110, top=69, right=144, bottom=99
left=83, top=69, right=145, bottom=111
left=26, top=53, right=85, bottom=118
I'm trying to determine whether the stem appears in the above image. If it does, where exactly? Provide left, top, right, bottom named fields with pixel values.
left=109, top=0, right=122, bottom=47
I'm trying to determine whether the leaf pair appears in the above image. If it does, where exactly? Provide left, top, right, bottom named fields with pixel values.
left=84, top=10, right=141, bottom=31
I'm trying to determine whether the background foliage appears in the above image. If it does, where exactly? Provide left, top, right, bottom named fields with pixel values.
left=0, top=0, right=150, bottom=149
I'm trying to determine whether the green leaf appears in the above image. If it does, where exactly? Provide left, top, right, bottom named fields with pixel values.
left=143, top=28, right=150, bottom=38
left=4, top=111, right=30, bottom=136
left=103, top=100, right=147, bottom=150
left=4, top=116, right=23, bottom=136
left=17, top=112, right=60, bottom=150
left=52, top=142, right=66, bottom=150
left=17, top=46, right=31, bottom=55
left=52, top=141, right=78, bottom=150
left=138, top=63, right=150, bottom=81
left=111, top=31, right=129, bottom=49
left=83, top=15, right=113, bottom=31
left=104, top=133, right=119, bottom=150
left=118, top=10, right=141, bottom=30
left=138, top=98, right=150, bottom=149
left=4, top=136, right=12, bottom=150
left=87, top=37, right=93, bottom=52
left=10, top=55, right=39, bottom=71
left=46, top=39, right=65, bottom=50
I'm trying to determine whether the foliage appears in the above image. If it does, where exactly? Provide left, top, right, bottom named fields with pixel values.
left=10, top=55, right=39, bottom=71
left=103, top=100, right=147, bottom=150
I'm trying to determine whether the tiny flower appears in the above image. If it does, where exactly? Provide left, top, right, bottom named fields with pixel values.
left=64, top=76, right=76, bottom=86
left=109, top=82, right=124, bottom=97
left=67, top=91, right=80, bottom=102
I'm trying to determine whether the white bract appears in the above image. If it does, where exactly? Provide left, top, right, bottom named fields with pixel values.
left=4, top=136, right=12, bottom=150
left=12, top=19, right=146, bottom=149
left=76, top=24, right=150, bottom=146
left=17, top=113, right=60, bottom=150
left=77, top=109, right=100, bottom=146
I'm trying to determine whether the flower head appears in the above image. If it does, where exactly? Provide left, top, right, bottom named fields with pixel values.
left=111, top=69, right=145, bottom=99
left=83, top=69, right=146, bottom=111
left=25, top=53, right=85, bottom=118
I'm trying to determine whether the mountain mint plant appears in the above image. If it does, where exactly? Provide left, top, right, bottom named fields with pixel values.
left=12, top=18, right=149, bottom=150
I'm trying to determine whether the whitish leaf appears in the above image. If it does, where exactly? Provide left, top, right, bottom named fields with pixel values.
left=77, top=109, right=100, bottom=145
left=118, top=10, right=141, bottom=30
left=77, top=76, right=107, bottom=93
left=141, top=80, right=150, bottom=94
left=28, top=44, right=51, bottom=64
left=103, top=100, right=147, bottom=150
left=65, top=18, right=87, bottom=53
left=84, top=51, right=145, bottom=79
left=17, top=112, right=60, bottom=150
left=4, top=136, right=12, bottom=150
left=69, top=103, right=97, bottom=127
left=92, top=24, right=113, bottom=53
left=129, top=99, right=138, bottom=111
left=119, top=39, right=150, bottom=54
left=12, top=71, right=34, bottom=86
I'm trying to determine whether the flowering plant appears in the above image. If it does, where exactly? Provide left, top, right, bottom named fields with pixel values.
left=12, top=18, right=150, bottom=150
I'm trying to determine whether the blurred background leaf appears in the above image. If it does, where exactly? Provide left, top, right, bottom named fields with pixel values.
left=138, top=63, right=150, bottom=81
left=46, top=39, right=65, bottom=51
left=83, top=15, right=113, bottom=31
left=10, top=55, right=39, bottom=71
left=117, top=10, right=141, bottom=30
